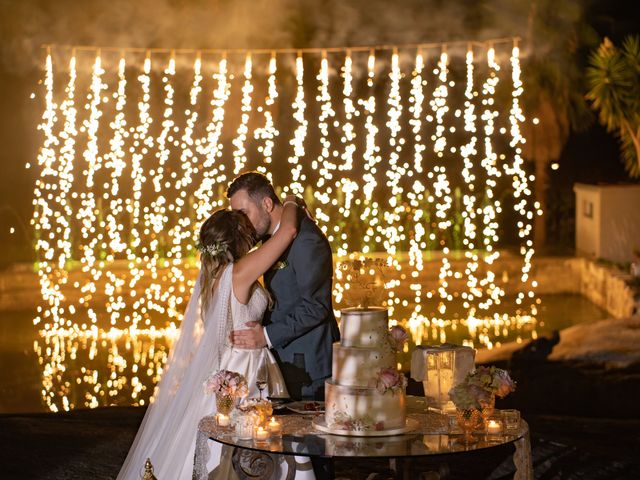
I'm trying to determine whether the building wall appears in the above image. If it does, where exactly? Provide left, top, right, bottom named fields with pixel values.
left=574, top=183, right=640, bottom=264
left=600, top=186, right=640, bottom=263
left=574, top=184, right=601, bottom=258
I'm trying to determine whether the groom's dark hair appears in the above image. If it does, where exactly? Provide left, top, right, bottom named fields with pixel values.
left=226, top=171, right=281, bottom=205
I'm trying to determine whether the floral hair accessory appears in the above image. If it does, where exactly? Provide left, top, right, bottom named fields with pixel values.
left=196, top=240, right=228, bottom=257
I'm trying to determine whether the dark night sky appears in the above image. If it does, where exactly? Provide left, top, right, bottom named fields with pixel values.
left=0, top=0, right=637, bottom=261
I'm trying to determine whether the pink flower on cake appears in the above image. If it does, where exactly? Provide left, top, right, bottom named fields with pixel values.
left=388, top=326, right=409, bottom=351
left=375, top=367, right=407, bottom=394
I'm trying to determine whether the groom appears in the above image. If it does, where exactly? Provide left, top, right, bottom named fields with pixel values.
left=227, top=171, right=340, bottom=400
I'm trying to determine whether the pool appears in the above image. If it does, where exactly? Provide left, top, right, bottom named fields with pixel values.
left=0, top=293, right=608, bottom=413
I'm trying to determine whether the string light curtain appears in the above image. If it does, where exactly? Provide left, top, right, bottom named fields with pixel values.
left=32, top=38, right=540, bottom=411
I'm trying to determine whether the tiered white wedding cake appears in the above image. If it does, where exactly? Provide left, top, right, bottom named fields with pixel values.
left=320, top=307, right=408, bottom=434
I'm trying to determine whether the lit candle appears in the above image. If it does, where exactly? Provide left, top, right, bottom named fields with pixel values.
left=486, top=419, right=502, bottom=435
left=268, top=417, right=282, bottom=436
left=254, top=426, right=269, bottom=442
left=216, top=413, right=230, bottom=427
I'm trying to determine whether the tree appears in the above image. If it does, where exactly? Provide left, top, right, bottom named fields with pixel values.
left=586, top=35, right=640, bottom=178
left=516, top=0, right=595, bottom=249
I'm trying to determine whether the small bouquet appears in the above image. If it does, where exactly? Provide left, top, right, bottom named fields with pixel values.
left=375, top=368, right=408, bottom=395
left=203, top=370, right=249, bottom=398
left=466, top=366, right=516, bottom=399
left=388, top=325, right=409, bottom=351
left=449, top=366, right=516, bottom=411
left=234, top=397, right=273, bottom=426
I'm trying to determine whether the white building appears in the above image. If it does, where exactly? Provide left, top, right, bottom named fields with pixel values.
left=574, top=183, right=640, bottom=264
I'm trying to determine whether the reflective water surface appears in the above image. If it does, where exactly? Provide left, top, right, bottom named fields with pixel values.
left=0, top=293, right=607, bottom=413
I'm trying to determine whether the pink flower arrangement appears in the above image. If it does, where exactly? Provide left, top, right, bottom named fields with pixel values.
left=467, top=366, right=516, bottom=398
left=203, top=370, right=249, bottom=398
left=375, top=367, right=408, bottom=394
left=388, top=326, right=409, bottom=351
left=449, top=366, right=516, bottom=411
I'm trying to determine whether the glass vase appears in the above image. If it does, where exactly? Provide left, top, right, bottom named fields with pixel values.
left=216, top=393, right=234, bottom=416
left=456, top=408, right=480, bottom=445
left=480, top=393, right=495, bottom=421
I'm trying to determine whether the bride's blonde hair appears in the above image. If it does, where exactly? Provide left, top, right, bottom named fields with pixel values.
left=198, top=209, right=257, bottom=312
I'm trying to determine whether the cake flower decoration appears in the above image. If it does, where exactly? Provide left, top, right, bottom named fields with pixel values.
left=375, top=367, right=407, bottom=395
left=388, top=325, right=409, bottom=351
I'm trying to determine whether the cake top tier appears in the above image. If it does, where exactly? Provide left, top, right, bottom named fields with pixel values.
left=340, top=306, right=390, bottom=348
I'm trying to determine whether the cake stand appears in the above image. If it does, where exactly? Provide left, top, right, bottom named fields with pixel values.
left=312, top=415, right=420, bottom=437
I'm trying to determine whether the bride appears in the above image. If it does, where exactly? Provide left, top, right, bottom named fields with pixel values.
left=117, top=196, right=304, bottom=479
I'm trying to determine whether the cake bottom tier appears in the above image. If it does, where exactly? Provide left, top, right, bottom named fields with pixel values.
left=324, top=380, right=406, bottom=432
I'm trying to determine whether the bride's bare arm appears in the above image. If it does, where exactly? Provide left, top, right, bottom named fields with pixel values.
left=232, top=196, right=299, bottom=302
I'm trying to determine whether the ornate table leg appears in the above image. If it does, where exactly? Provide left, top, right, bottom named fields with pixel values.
left=231, top=447, right=296, bottom=480
left=513, top=430, right=533, bottom=480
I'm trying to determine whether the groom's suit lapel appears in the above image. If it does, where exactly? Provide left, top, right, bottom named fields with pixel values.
left=264, top=245, right=293, bottom=300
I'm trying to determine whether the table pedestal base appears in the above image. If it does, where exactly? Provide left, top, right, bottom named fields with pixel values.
left=231, top=448, right=298, bottom=480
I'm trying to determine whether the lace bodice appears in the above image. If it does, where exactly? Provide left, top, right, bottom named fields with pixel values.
left=230, top=283, right=269, bottom=329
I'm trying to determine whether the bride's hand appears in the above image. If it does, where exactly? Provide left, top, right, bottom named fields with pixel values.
left=283, top=195, right=315, bottom=222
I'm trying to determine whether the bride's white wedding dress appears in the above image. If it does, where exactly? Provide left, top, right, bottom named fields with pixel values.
left=117, top=263, right=294, bottom=480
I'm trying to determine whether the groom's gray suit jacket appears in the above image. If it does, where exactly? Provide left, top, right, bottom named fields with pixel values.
left=263, top=216, right=340, bottom=391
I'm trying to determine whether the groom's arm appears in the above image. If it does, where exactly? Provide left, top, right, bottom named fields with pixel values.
left=264, top=230, right=333, bottom=348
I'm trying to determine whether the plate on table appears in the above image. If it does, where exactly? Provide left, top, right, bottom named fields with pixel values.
left=268, top=397, right=291, bottom=410
left=286, top=400, right=325, bottom=414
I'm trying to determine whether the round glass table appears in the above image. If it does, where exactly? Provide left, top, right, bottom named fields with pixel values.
left=194, top=397, right=532, bottom=479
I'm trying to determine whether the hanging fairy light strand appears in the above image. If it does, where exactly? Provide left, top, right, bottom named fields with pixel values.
left=255, top=53, right=279, bottom=182
left=460, top=46, right=481, bottom=318
left=336, top=50, right=359, bottom=257
left=407, top=49, right=426, bottom=329
left=358, top=50, right=381, bottom=254
left=287, top=52, right=307, bottom=195
left=232, top=53, right=253, bottom=175
left=313, top=50, right=337, bottom=238
left=194, top=54, right=231, bottom=223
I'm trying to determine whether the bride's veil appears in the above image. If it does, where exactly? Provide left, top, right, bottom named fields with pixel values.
left=117, top=264, right=234, bottom=479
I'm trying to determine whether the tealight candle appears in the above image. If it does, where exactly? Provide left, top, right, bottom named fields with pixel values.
left=216, top=413, right=230, bottom=427
left=486, top=419, right=503, bottom=435
left=268, top=417, right=282, bottom=436
left=253, top=426, right=269, bottom=442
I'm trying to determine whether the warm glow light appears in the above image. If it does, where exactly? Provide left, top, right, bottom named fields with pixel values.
left=33, top=41, right=539, bottom=411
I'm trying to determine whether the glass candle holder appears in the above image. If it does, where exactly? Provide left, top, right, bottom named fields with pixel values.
left=446, top=411, right=459, bottom=434
left=501, top=409, right=521, bottom=431
left=253, top=425, right=270, bottom=444
left=485, top=417, right=503, bottom=435
left=235, top=414, right=254, bottom=440
left=267, top=417, right=282, bottom=437
left=216, top=413, right=230, bottom=428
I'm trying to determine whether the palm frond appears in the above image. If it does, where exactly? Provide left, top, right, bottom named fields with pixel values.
left=587, top=35, right=640, bottom=178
